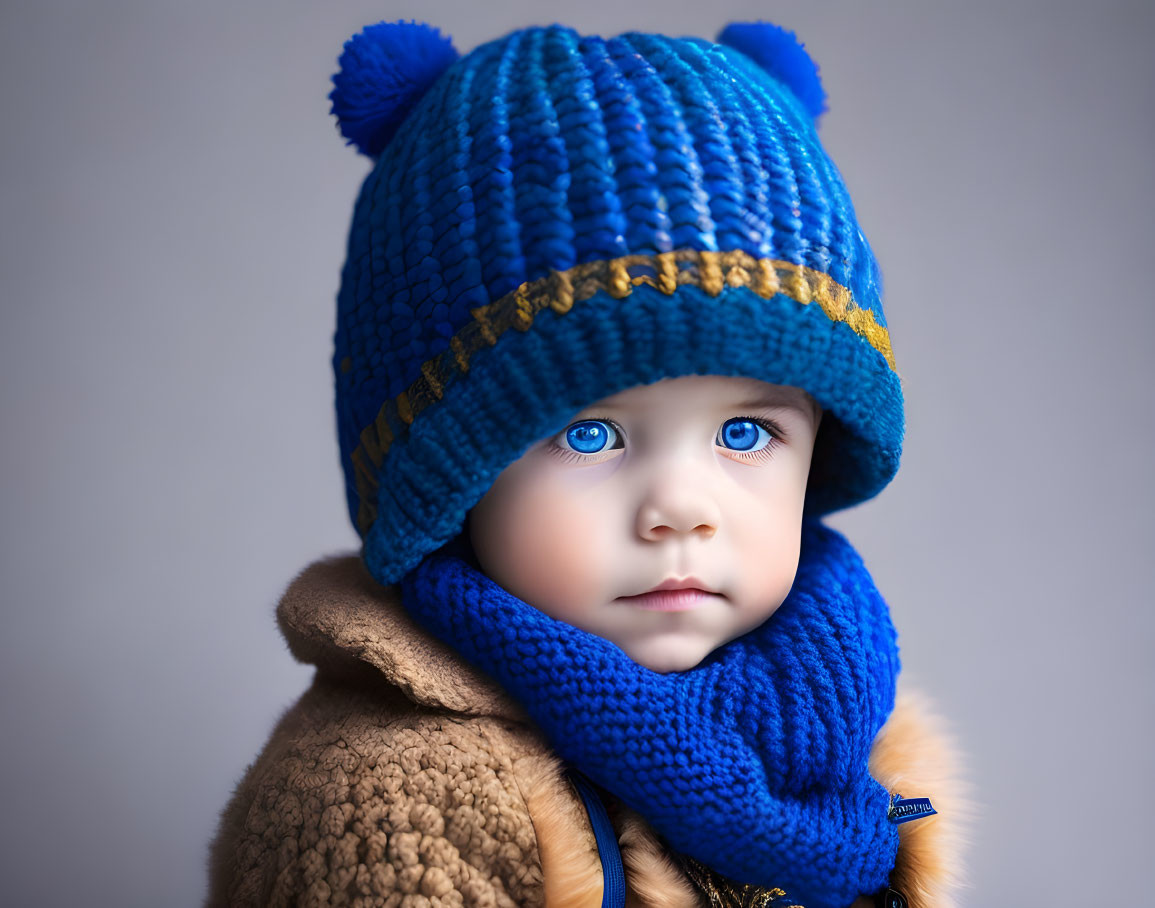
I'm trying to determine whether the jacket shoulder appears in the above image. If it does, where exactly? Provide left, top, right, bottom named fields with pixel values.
left=207, top=676, right=547, bottom=907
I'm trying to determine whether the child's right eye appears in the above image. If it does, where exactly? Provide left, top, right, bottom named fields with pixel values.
left=561, top=419, right=622, bottom=454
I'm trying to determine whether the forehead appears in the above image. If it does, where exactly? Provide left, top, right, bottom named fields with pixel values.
left=585, top=375, right=818, bottom=416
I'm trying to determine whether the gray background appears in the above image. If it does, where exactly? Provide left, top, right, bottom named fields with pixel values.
left=2, top=1, right=1152, bottom=904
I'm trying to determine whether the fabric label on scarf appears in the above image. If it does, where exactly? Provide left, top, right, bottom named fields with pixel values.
left=887, top=794, right=937, bottom=825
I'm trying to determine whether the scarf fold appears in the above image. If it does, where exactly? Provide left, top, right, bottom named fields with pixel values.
left=400, top=520, right=900, bottom=908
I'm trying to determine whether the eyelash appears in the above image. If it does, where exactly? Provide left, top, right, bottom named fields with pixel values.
left=547, top=416, right=786, bottom=464
left=719, top=415, right=784, bottom=464
left=548, top=416, right=625, bottom=465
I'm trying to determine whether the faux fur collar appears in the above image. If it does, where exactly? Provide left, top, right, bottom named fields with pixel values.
left=276, top=553, right=526, bottom=721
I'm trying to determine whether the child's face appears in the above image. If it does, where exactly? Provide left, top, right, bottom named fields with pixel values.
left=468, top=375, right=822, bottom=673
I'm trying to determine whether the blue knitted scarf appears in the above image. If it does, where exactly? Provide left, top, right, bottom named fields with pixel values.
left=400, top=520, right=900, bottom=908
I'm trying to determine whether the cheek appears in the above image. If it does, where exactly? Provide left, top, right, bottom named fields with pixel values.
left=730, top=506, right=799, bottom=589
left=720, top=470, right=807, bottom=625
left=470, top=468, right=613, bottom=614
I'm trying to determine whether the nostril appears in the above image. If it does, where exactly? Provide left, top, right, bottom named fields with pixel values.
left=643, top=522, right=717, bottom=540
left=637, top=497, right=721, bottom=541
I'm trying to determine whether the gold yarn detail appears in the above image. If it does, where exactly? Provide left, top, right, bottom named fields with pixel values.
left=349, top=250, right=896, bottom=535
left=656, top=251, right=679, bottom=294
left=672, top=853, right=802, bottom=908
left=549, top=268, right=575, bottom=314
left=512, top=285, right=534, bottom=330
left=357, top=422, right=384, bottom=470
left=699, top=250, right=725, bottom=296
left=420, top=361, right=444, bottom=401
left=782, top=264, right=810, bottom=304
left=472, top=305, right=499, bottom=346
left=755, top=258, right=779, bottom=297
left=396, top=393, right=413, bottom=425
left=608, top=259, right=632, bottom=299
left=449, top=335, right=470, bottom=372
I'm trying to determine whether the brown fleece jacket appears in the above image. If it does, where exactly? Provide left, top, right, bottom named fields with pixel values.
left=207, top=555, right=969, bottom=907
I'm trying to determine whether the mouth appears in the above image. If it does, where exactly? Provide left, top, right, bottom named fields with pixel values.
left=616, top=577, right=722, bottom=612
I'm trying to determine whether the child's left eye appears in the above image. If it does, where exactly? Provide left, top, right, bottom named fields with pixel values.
left=716, top=418, right=773, bottom=453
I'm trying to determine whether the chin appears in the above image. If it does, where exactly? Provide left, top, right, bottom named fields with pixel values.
left=624, top=640, right=713, bottom=674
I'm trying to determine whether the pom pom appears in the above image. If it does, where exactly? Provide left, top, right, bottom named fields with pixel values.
left=330, top=21, right=459, bottom=158
left=716, top=22, right=827, bottom=121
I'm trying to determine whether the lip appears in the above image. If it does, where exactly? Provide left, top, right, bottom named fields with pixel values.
left=645, top=576, right=718, bottom=594
left=616, top=577, right=722, bottom=612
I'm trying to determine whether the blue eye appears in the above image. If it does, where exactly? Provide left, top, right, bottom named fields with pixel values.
left=718, top=418, right=773, bottom=452
left=563, top=420, right=620, bottom=454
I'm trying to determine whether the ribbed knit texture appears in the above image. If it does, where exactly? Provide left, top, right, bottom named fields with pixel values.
left=400, top=521, right=901, bottom=908
left=329, top=23, right=905, bottom=582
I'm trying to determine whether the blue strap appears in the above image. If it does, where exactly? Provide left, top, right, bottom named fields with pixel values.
left=567, top=769, right=626, bottom=908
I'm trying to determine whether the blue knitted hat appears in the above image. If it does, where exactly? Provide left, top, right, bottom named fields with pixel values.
left=329, top=21, right=904, bottom=585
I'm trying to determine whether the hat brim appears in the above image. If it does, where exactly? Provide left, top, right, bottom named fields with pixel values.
left=358, top=281, right=903, bottom=586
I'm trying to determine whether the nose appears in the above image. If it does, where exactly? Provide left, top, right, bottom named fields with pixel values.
left=634, top=467, right=721, bottom=542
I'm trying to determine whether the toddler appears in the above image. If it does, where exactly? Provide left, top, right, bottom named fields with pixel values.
left=208, top=19, right=966, bottom=908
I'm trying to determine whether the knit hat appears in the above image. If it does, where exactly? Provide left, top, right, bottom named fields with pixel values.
left=329, top=21, right=904, bottom=585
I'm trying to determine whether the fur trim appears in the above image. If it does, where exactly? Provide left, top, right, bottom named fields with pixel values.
left=517, top=751, right=700, bottom=908
left=517, top=752, right=605, bottom=908
left=869, top=681, right=973, bottom=908
left=616, top=807, right=700, bottom=908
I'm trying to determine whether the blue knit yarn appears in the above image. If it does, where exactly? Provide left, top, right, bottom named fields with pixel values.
left=400, top=521, right=901, bottom=908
